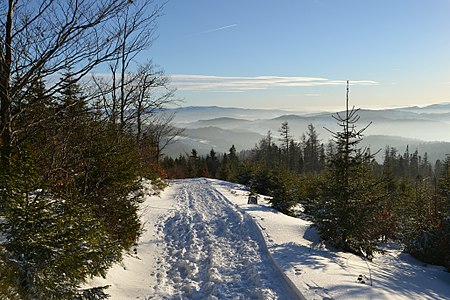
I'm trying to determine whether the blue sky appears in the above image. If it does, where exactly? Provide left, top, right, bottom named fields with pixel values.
left=146, top=0, right=450, bottom=111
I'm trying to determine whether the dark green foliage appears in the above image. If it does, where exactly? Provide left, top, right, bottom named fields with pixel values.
left=237, top=160, right=324, bottom=216
left=402, top=155, right=450, bottom=270
left=73, top=123, right=143, bottom=250
left=405, top=219, right=450, bottom=269
left=237, top=163, right=279, bottom=196
left=444, top=218, right=450, bottom=271
left=268, top=170, right=302, bottom=216
left=0, top=68, right=157, bottom=298
left=311, top=84, right=384, bottom=259
left=382, top=145, right=434, bottom=180
left=438, top=155, right=450, bottom=217
left=372, top=170, right=402, bottom=242
left=316, top=156, right=383, bottom=258
left=278, top=121, right=292, bottom=169
left=74, top=286, right=111, bottom=300
left=26, top=73, right=144, bottom=251
left=0, top=156, right=121, bottom=299
left=187, top=149, right=200, bottom=177
left=220, top=145, right=239, bottom=181
left=301, top=124, right=325, bottom=173
left=253, top=131, right=280, bottom=170
left=206, top=149, right=220, bottom=178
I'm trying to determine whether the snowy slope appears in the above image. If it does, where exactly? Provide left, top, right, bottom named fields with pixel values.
left=87, top=178, right=450, bottom=299
left=211, top=179, right=450, bottom=300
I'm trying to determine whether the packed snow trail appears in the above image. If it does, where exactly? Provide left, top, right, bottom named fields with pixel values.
left=153, top=178, right=300, bottom=299
left=86, top=178, right=450, bottom=299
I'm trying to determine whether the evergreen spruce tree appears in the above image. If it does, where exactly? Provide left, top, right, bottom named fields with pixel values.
left=278, top=121, right=292, bottom=169
left=376, top=146, right=409, bottom=242
left=314, top=81, right=382, bottom=259
left=226, top=145, right=239, bottom=181
left=302, top=124, right=322, bottom=173
left=187, top=149, right=199, bottom=177
left=255, top=131, right=279, bottom=169
left=268, top=169, right=301, bottom=216
left=0, top=69, right=144, bottom=298
left=59, top=71, right=87, bottom=118
left=405, top=155, right=450, bottom=270
left=206, top=148, right=220, bottom=178
left=218, top=145, right=239, bottom=182
left=288, top=139, right=299, bottom=172
left=0, top=154, right=121, bottom=299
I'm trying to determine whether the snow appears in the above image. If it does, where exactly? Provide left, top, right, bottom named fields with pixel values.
left=153, top=179, right=298, bottom=299
left=86, top=180, right=173, bottom=298
left=86, top=178, right=450, bottom=299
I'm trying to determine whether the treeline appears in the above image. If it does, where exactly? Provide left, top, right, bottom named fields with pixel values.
left=0, top=1, right=179, bottom=299
left=162, top=100, right=450, bottom=271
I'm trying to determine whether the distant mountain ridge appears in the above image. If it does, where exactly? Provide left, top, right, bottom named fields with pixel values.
left=168, top=106, right=300, bottom=123
left=164, top=103, right=450, bottom=161
left=394, top=102, right=450, bottom=114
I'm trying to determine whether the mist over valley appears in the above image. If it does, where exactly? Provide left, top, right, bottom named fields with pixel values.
left=165, top=103, right=450, bottom=163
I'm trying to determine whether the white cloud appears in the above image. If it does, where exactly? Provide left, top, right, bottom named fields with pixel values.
left=170, top=74, right=378, bottom=92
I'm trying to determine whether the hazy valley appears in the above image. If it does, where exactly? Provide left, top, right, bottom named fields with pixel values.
left=165, top=103, right=450, bottom=163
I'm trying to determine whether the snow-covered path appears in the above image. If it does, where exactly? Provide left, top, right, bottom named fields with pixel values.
left=154, top=178, right=300, bottom=299
left=87, top=178, right=450, bottom=300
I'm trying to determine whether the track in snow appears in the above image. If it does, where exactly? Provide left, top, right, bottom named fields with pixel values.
left=153, top=178, right=298, bottom=300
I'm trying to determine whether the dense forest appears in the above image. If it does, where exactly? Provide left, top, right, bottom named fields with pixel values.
left=162, top=85, right=450, bottom=272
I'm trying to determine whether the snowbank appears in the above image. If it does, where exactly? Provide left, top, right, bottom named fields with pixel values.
left=211, top=179, right=450, bottom=300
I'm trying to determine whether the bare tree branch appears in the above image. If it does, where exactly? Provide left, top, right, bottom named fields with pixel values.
left=0, top=0, right=164, bottom=171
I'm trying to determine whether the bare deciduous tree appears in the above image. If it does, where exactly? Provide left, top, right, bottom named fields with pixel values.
left=91, top=58, right=181, bottom=170
left=0, top=0, right=163, bottom=172
left=144, top=111, right=185, bottom=165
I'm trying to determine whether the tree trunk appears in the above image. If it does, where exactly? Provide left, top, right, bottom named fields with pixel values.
left=0, top=0, right=14, bottom=175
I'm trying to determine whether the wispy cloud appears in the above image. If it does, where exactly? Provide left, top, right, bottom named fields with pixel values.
left=187, top=24, right=238, bottom=37
left=171, top=75, right=378, bottom=92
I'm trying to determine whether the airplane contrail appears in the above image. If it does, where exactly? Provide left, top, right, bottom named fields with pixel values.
left=187, top=24, right=238, bottom=37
